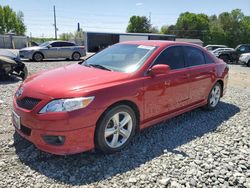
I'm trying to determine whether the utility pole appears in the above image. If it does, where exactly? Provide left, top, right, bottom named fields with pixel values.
left=53, top=5, right=57, bottom=40
left=77, top=22, right=80, bottom=32
left=149, top=12, right=151, bottom=25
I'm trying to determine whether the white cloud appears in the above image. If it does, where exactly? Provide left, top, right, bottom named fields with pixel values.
left=136, top=2, right=143, bottom=6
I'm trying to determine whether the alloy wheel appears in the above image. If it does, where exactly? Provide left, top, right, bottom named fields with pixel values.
left=104, top=111, right=133, bottom=148
left=209, top=85, right=221, bottom=107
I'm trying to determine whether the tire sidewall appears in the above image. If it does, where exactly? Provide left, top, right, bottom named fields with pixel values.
left=33, top=52, right=43, bottom=62
left=95, top=105, right=137, bottom=153
left=206, top=83, right=222, bottom=110
left=72, top=52, right=81, bottom=61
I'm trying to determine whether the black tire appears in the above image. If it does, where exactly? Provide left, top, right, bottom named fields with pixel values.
left=32, top=52, right=44, bottom=62
left=95, top=105, right=137, bottom=153
left=72, top=52, right=81, bottom=61
left=247, top=60, right=250, bottom=67
left=219, top=55, right=230, bottom=63
left=203, top=82, right=222, bottom=110
left=20, top=66, right=28, bottom=80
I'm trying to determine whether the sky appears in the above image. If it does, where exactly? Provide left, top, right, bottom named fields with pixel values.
left=0, top=0, right=250, bottom=38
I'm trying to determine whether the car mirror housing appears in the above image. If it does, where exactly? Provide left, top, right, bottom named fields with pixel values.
left=149, top=64, right=170, bottom=75
left=47, top=45, right=52, bottom=48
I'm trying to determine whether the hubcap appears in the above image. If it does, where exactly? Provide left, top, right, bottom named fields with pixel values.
left=35, top=54, right=42, bottom=61
left=73, top=53, right=80, bottom=60
left=104, top=112, right=133, bottom=148
left=209, top=85, right=221, bottom=107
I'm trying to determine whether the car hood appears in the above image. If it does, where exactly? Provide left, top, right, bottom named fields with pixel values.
left=0, top=49, right=19, bottom=60
left=20, top=46, right=44, bottom=51
left=23, top=64, right=130, bottom=98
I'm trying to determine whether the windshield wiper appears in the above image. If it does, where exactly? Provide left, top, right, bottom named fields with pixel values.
left=86, top=64, right=112, bottom=71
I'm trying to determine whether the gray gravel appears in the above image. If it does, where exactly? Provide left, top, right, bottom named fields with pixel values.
left=0, top=61, right=249, bottom=188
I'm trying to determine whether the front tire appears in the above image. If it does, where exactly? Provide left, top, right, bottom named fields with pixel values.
left=20, top=66, right=28, bottom=80
left=204, top=83, right=222, bottom=110
left=95, top=105, right=137, bottom=153
left=32, top=52, right=44, bottom=62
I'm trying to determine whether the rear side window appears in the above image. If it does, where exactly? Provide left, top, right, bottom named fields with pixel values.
left=204, top=52, right=215, bottom=64
left=184, top=46, right=206, bottom=67
left=154, top=46, right=185, bottom=70
left=51, top=42, right=61, bottom=47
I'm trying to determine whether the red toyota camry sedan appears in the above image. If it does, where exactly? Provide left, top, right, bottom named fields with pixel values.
left=12, top=41, right=228, bottom=155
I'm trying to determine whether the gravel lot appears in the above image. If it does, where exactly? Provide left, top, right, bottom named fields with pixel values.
left=0, top=61, right=249, bottom=188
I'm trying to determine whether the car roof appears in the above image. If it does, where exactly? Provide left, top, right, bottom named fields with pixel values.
left=120, top=40, right=202, bottom=48
left=49, top=40, right=75, bottom=44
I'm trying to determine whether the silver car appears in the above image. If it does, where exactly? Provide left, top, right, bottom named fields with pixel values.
left=19, top=41, right=86, bottom=61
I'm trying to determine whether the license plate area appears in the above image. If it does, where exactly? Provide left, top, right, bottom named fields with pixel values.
left=12, top=111, right=21, bottom=130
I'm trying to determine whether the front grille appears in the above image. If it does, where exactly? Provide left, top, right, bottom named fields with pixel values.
left=16, top=97, right=41, bottom=110
left=20, top=124, right=31, bottom=136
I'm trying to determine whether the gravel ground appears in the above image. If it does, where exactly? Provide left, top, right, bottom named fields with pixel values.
left=0, top=61, right=249, bottom=188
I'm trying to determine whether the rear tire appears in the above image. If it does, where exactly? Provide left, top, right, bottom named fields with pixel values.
left=95, top=105, right=137, bottom=153
left=219, top=55, right=229, bottom=63
left=72, top=52, right=81, bottom=61
left=247, top=60, right=250, bottom=67
left=203, top=82, right=222, bottom=110
left=32, top=52, right=43, bottom=62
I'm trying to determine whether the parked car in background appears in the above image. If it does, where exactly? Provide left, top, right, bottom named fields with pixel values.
left=12, top=41, right=229, bottom=155
left=218, top=44, right=250, bottom=63
left=0, top=49, right=28, bottom=80
left=239, top=53, right=250, bottom=67
left=212, top=48, right=234, bottom=57
left=205, top=45, right=228, bottom=51
left=19, top=41, right=86, bottom=61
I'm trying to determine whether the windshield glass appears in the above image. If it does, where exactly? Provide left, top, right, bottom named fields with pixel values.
left=84, top=44, right=157, bottom=73
left=39, top=42, right=51, bottom=47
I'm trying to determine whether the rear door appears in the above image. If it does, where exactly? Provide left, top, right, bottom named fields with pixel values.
left=183, top=46, right=215, bottom=104
left=57, top=42, right=75, bottom=58
left=143, top=46, right=190, bottom=120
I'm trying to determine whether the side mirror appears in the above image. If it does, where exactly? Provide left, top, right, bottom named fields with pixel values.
left=149, top=64, right=170, bottom=75
left=47, top=45, right=52, bottom=48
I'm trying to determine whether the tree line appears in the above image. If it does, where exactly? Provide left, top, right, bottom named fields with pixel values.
left=0, top=5, right=26, bottom=35
left=127, top=9, right=250, bottom=47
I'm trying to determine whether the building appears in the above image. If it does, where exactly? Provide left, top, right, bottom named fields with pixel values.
left=84, top=32, right=176, bottom=52
left=176, top=38, right=204, bottom=46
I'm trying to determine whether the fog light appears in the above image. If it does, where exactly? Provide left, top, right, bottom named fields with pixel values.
left=43, top=135, right=65, bottom=146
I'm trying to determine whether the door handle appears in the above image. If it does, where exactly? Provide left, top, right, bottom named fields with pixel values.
left=164, top=81, right=170, bottom=86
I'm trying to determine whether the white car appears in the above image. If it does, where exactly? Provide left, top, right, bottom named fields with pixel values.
left=212, top=48, right=234, bottom=57
left=239, top=53, right=250, bottom=66
left=205, top=45, right=228, bottom=51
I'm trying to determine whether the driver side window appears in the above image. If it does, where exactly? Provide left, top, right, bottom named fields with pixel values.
left=154, top=46, right=185, bottom=70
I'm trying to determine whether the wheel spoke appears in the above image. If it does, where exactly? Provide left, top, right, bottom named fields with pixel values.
left=210, top=97, right=215, bottom=105
left=112, top=113, right=119, bottom=125
left=105, top=128, right=116, bottom=138
left=119, top=128, right=130, bottom=139
left=120, top=114, right=131, bottom=128
left=110, top=133, right=119, bottom=147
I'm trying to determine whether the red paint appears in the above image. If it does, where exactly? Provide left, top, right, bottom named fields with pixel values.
left=12, top=41, right=229, bottom=155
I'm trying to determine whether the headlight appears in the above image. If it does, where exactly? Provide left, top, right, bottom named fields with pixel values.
left=39, top=96, right=95, bottom=113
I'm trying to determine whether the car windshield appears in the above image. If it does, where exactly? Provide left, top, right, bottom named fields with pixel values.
left=83, top=44, right=157, bottom=73
left=39, top=42, right=51, bottom=47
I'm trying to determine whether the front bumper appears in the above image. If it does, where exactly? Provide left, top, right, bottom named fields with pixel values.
left=19, top=51, right=33, bottom=59
left=14, top=122, right=95, bottom=155
left=12, top=96, right=102, bottom=155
